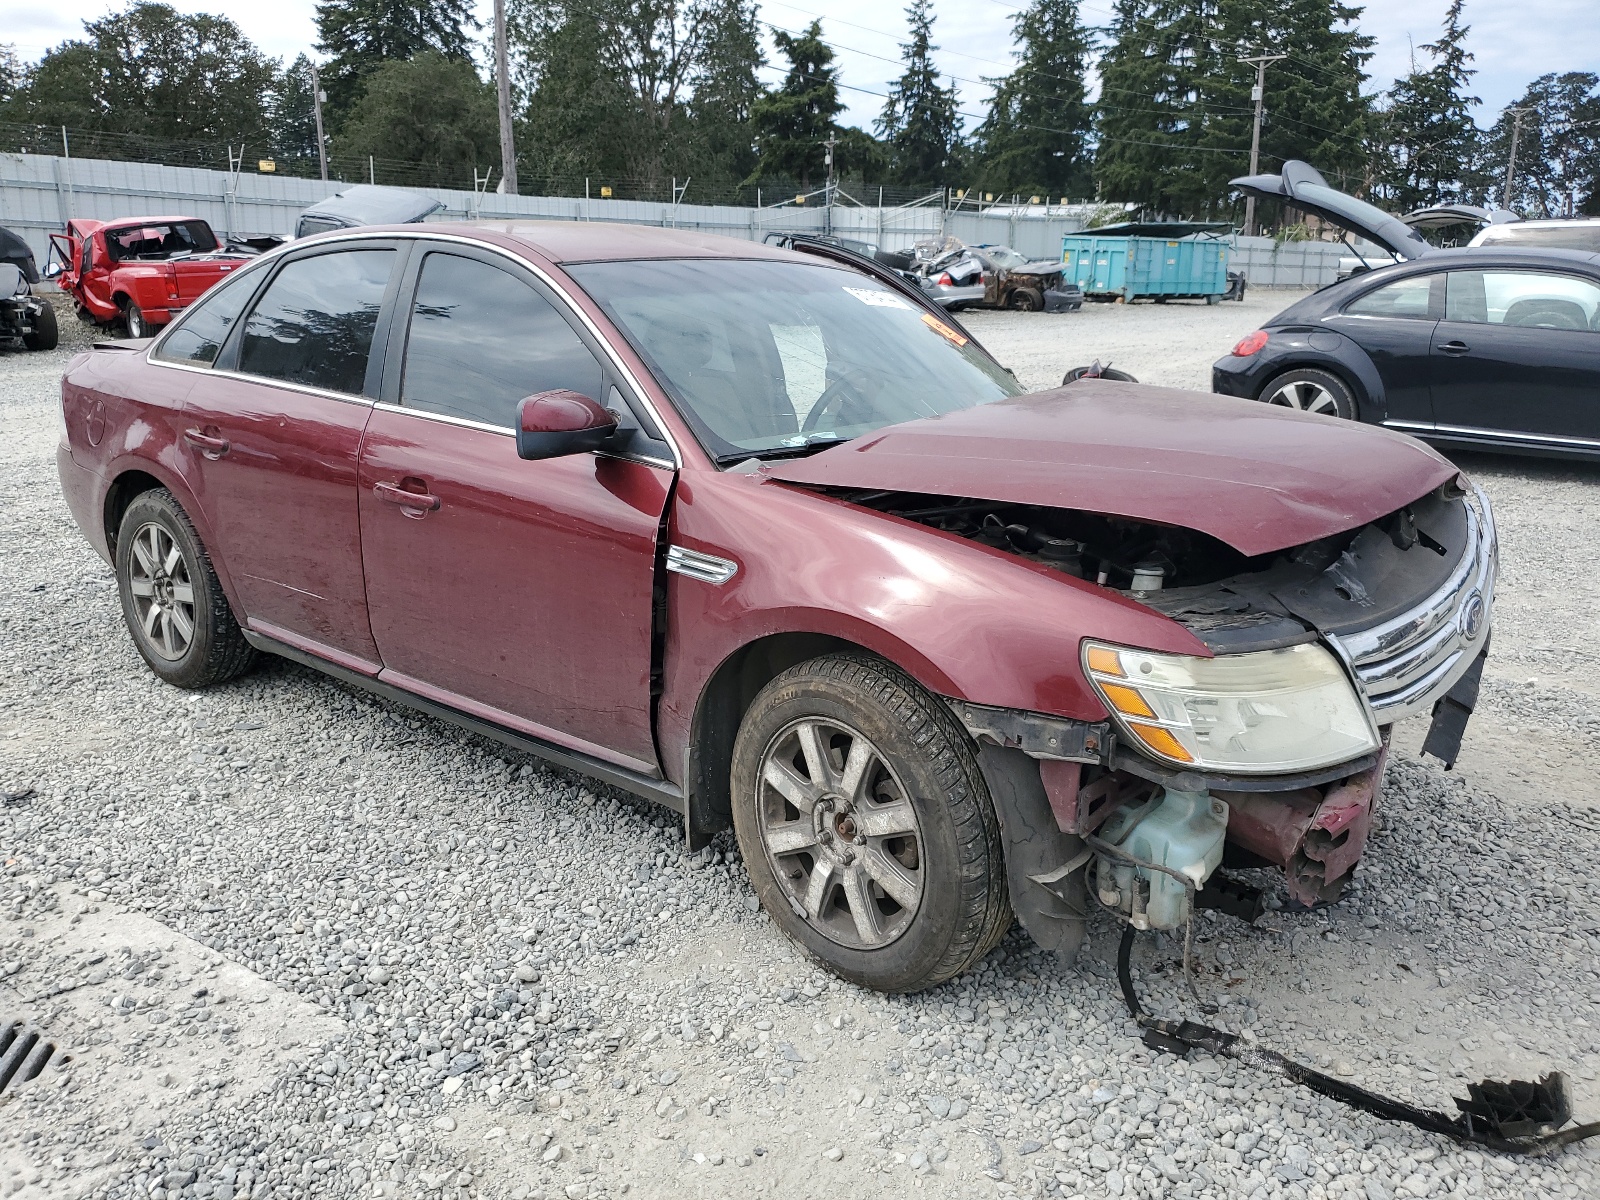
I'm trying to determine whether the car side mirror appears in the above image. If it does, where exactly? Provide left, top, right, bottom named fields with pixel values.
left=515, top=390, right=618, bottom=460
left=42, top=262, right=63, bottom=280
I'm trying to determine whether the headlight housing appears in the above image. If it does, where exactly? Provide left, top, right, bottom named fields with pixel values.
left=1084, top=640, right=1380, bottom=775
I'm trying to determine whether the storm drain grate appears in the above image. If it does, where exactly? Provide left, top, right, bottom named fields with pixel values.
left=0, top=1019, right=69, bottom=1096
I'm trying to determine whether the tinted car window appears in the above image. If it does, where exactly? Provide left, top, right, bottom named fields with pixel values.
left=237, top=249, right=394, bottom=395
left=1476, top=224, right=1600, bottom=253
left=155, top=269, right=259, bottom=365
left=400, top=252, right=604, bottom=428
left=1344, top=275, right=1437, bottom=320
left=1445, top=270, right=1600, bottom=331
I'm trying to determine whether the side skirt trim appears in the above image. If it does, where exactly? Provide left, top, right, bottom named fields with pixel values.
left=242, top=630, right=687, bottom=814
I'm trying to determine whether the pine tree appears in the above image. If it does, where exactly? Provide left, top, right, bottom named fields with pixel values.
left=1094, top=0, right=1223, bottom=215
left=972, top=0, right=1094, bottom=200
left=747, top=21, right=845, bottom=187
left=1203, top=0, right=1371, bottom=199
left=877, top=0, right=962, bottom=188
left=1375, top=0, right=1479, bottom=209
left=269, top=56, right=322, bottom=174
left=687, top=0, right=767, bottom=184
left=1482, top=73, right=1600, bottom=216
left=315, top=0, right=479, bottom=121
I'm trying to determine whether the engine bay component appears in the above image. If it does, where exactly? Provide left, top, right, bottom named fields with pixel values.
left=1116, top=926, right=1600, bottom=1155
left=1093, top=787, right=1228, bottom=929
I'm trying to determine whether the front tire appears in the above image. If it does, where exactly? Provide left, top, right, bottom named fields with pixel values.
left=1008, top=287, right=1043, bottom=312
left=731, top=653, right=1011, bottom=993
left=1258, top=367, right=1355, bottom=419
left=114, top=489, right=256, bottom=688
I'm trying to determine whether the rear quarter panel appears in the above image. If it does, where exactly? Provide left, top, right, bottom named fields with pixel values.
left=60, top=349, right=244, bottom=609
left=658, top=470, right=1212, bottom=782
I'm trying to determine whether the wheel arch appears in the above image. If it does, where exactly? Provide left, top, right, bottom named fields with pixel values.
left=683, top=630, right=898, bottom=849
left=101, top=461, right=244, bottom=620
left=104, top=468, right=166, bottom=557
left=1255, top=349, right=1383, bottom=423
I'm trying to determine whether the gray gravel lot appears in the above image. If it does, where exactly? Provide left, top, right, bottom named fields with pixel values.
left=3, top=295, right=1600, bottom=1200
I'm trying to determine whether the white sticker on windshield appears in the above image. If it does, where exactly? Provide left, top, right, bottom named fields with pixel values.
left=844, top=286, right=911, bottom=310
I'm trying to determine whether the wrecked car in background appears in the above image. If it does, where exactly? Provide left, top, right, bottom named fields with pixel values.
left=294, top=184, right=445, bottom=239
left=47, top=216, right=254, bottom=338
left=0, top=261, right=57, bottom=351
left=59, top=222, right=1492, bottom=999
left=916, top=237, right=1083, bottom=312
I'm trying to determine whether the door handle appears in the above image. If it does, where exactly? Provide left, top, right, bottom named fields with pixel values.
left=183, top=427, right=230, bottom=459
left=1438, top=340, right=1472, bottom=356
left=373, top=480, right=440, bottom=515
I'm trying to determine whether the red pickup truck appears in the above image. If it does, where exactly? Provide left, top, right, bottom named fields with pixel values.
left=48, top=216, right=254, bottom=338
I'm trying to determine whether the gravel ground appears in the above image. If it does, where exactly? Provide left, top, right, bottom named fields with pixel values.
left=3, top=297, right=1600, bottom=1200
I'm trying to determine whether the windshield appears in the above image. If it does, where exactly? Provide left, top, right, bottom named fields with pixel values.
left=569, top=258, right=1022, bottom=462
left=104, top=221, right=218, bottom=262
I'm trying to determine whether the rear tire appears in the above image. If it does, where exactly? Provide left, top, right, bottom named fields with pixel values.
left=114, top=489, right=257, bottom=689
left=23, top=302, right=57, bottom=351
left=1258, top=367, right=1355, bottom=419
left=731, top=653, right=1011, bottom=993
left=123, top=302, right=150, bottom=339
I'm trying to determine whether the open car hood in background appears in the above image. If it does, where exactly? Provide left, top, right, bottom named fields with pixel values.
left=765, top=380, right=1458, bottom=558
left=1229, top=160, right=1433, bottom=260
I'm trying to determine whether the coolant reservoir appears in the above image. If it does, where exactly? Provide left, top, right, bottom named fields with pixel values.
left=1101, top=788, right=1229, bottom=930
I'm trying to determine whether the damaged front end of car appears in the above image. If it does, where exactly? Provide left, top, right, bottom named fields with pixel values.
left=824, top=473, right=1494, bottom=928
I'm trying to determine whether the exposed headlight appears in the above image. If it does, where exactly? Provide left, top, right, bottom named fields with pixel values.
left=1083, top=640, right=1380, bottom=774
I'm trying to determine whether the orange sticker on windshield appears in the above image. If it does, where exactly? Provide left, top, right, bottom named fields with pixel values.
left=921, top=312, right=968, bottom=346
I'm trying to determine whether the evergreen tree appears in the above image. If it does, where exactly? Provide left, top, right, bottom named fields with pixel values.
left=1375, top=0, right=1479, bottom=209
left=336, top=51, right=499, bottom=184
left=315, top=0, right=479, bottom=122
left=1203, top=0, right=1371, bottom=199
left=1481, top=73, right=1600, bottom=216
left=972, top=0, right=1094, bottom=201
left=1094, top=0, right=1223, bottom=215
left=517, top=9, right=644, bottom=186
left=268, top=56, right=322, bottom=174
left=747, top=21, right=845, bottom=187
left=877, top=0, right=962, bottom=187
left=688, top=0, right=767, bottom=183
left=0, top=44, right=21, bottom=107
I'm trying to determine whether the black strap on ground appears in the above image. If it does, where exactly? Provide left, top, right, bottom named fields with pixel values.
left=1116, top=926, right=1600, bottom=1155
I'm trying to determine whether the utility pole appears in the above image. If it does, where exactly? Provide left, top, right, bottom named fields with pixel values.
left=1502, top=107, right=1530, bottom=210
left=494, top=0, right=518, bottom=195
left=1239, top=53, right=1287, bottom=237
left=309, top=62, right=329, bottom=183
left=822, top=132, right=839, bottom=235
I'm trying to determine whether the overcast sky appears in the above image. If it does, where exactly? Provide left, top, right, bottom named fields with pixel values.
left=10, top=0, right=1600, bottom=134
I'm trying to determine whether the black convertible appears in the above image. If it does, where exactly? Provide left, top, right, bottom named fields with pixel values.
left=1213, top=167, right=1600, bottom=460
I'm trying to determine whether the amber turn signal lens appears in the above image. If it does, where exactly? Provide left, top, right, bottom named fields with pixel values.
left=1085, top=645, right=1124, bottom=676
left=1127, top=723, right=1195, bottom=763
left=1231, top=330, right=1269, bottom=357
left=1098, top=682, right=1157, bottom=720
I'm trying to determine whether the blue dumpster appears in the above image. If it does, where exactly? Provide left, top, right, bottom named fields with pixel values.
left=1061, top=224, right=1232, bottom=302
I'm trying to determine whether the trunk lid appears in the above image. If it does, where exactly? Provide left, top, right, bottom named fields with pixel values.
left=764, top=380, right=1458, bottom=557
left=1229, top=161, right=1432, bottom=260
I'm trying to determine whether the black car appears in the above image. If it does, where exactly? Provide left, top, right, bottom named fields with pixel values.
left=1212, top=246, right=1600, bottom=460
left=0, top=262, right=58, bottom=352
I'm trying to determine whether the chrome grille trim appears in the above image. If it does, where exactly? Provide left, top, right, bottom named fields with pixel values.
left=1333, top=485, right=1496, bottom=725
left=666, top=546, right=738, bottom=585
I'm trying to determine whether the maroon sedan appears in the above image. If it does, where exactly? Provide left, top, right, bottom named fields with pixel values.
left=57, top=223, right=1495, bottom=992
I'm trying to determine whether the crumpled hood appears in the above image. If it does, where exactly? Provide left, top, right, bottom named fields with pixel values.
left=765, top=380, right=1459, bottom=557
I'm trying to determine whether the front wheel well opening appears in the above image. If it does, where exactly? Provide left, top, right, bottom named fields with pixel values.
left=685, top=632, right=859, bottom=843
left=104, top=470, right=165, bottom=556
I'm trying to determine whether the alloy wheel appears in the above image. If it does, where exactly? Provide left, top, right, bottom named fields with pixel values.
left=755, top=717, right=924, bottom=949
left=127, top=521, right=196, bottom=660
left=1265, top=379, right=1339, bottom=414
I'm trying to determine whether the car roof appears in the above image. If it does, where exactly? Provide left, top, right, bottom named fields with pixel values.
left=101, top=216, right=211, bottom=230
left=1349, top=245, right=1600, bottom=277
left=466, top=221, right=808, bottom=265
